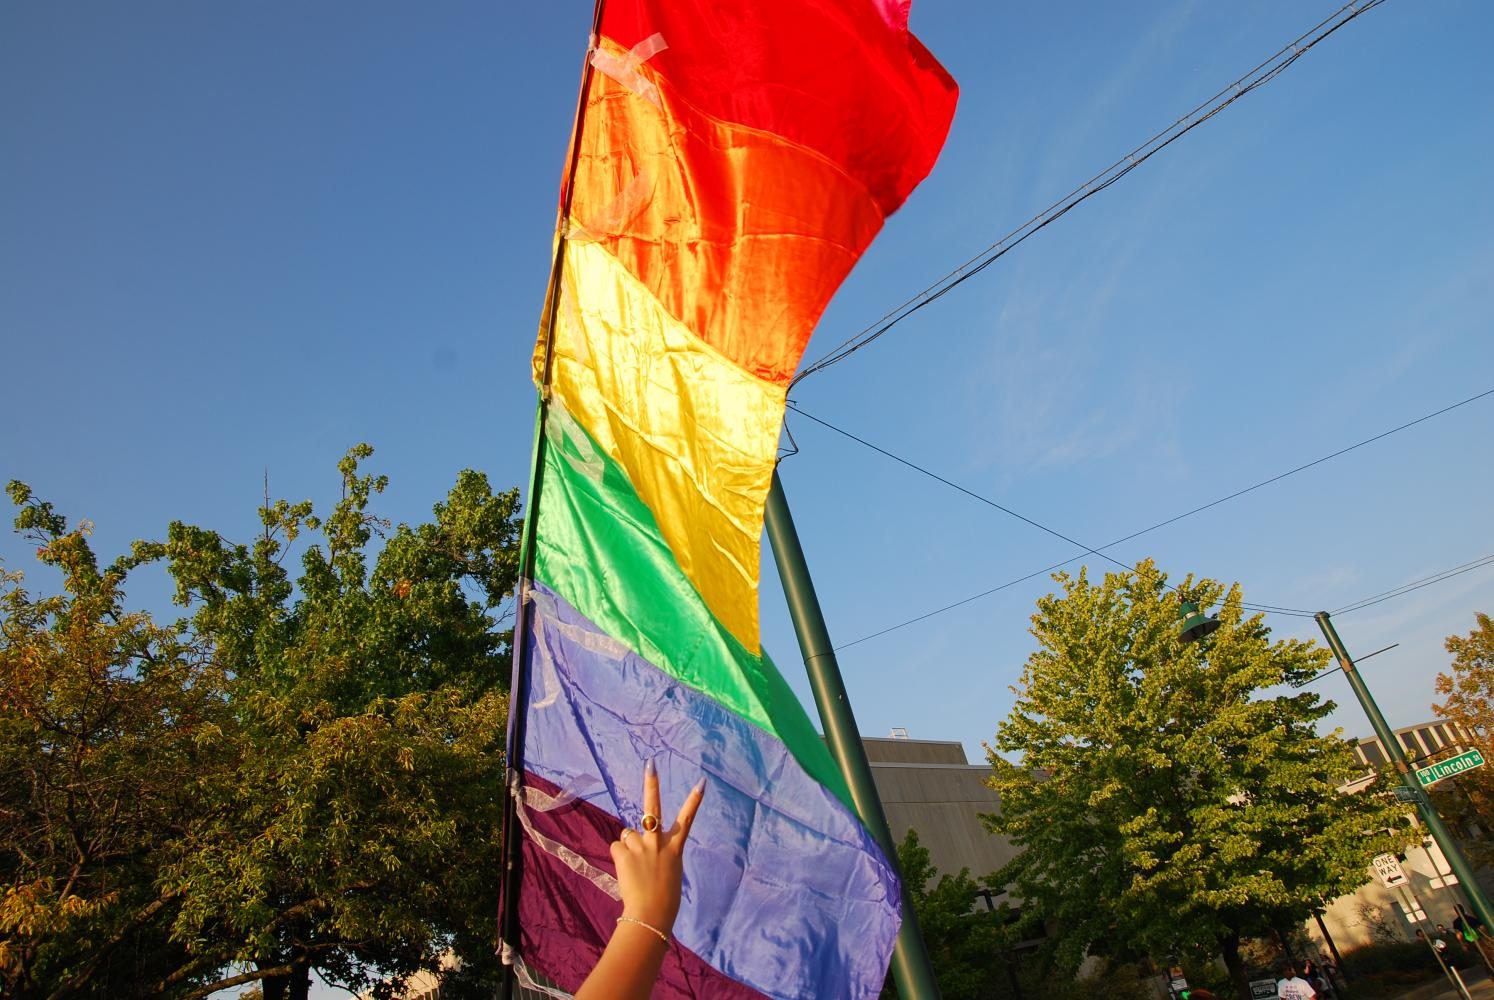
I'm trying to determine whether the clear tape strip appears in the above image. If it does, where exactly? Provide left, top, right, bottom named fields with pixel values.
left=508, top=769, right=621, bottom=899
left=565, top=168, right=655, bottom=243
left=543, top=399, right=604, bottom=486
left=515, top=956, right=575, bottom=1000
left=589, top=32, right=668, bottom=106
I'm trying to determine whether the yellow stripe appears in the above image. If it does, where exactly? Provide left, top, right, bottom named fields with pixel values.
left=536, top=238, right=785, bottom=650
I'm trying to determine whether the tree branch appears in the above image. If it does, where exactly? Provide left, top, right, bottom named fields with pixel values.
left=174, top=963, right=297, bottom=1000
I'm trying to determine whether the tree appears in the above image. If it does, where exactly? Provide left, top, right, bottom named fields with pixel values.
left=985, top=560, right=1407, bottom=999
left=1, top=485, right=231, bottom=998
left=1431, top=612, right=1494, bottom=861
left=148, top=446, right=520, bottom=999
left=878, top=829, right=1013, bottom=1000
left=2, top=447, right=522, bottom=998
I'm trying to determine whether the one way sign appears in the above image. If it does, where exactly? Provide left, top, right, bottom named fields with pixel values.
left=1373, top=852, right=1408, bottom=888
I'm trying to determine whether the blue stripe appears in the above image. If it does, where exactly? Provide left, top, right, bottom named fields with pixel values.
left=522, top=581, right=901, bottom=1000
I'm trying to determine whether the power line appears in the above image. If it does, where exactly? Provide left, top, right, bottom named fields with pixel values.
left=793, top=0, right=1390, bottom=386
left=786, top=385, right=1494, bottom=648
left=786, top=401, right=1314, bottom=622
left=1334, top=555, right=1494, bottom=616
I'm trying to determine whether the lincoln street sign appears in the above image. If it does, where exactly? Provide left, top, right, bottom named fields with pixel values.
left=1415, top=748, right=1486, bottom=787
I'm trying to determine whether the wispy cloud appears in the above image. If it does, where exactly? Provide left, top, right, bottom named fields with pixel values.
left=958, top=1, right=1203, bottom=482
left=1026, top=0, right=1199, bottom=201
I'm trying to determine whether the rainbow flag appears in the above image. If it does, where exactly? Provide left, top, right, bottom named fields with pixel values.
left=507, top=2, right=955, bottom=996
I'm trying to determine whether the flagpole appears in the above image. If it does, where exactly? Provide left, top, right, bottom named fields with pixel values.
left=764, top=468, right=943, bottom=1000
left=496, top=3, right=606, bottom=994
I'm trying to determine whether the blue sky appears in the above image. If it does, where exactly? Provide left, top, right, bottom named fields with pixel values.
left=4, top=0, right=1492, bottom=787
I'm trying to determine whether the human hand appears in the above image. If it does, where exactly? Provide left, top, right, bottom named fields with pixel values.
left=611, top=759, right=706, bottom=935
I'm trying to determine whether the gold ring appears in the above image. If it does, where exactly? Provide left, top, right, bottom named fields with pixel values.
left=619, top=828, right=633, bottom=843
left=641, top=813, right=660, bottom=833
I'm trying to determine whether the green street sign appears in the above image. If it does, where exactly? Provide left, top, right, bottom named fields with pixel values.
left=1416, top=748, right=1486, bottom=787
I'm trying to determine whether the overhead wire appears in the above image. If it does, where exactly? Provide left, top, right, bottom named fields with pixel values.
left=1333, top=555, right=1494, bottom=616
left=783, top=385, right=1494, bottom=648
left=792, top=0, right=1390, bottom=386
left=785, top=401, right=1315, bottom=626
left=1332, top=554, right=1494, bottom=614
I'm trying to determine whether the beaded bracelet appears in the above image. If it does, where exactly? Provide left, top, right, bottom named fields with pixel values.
left=616, top=915, right=669, bottom=944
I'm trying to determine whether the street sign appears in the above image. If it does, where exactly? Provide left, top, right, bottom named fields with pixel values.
left=1373, top=852, right=1409, bottom=888
left=1394, top=785, right=1422, bottom=803
left=1415, top=748, right=1486, bottom=787
left=1249, top=979, right=1278, bottom=999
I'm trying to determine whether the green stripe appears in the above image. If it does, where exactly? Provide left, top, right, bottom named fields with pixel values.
left=533, top=405, right=853, bottom=810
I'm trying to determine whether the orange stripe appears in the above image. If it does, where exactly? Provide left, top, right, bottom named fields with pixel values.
left=570, top=46, right=886, bottom=385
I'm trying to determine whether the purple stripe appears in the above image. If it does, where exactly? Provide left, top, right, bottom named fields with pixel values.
left=517, top=771, right=768, bottom=999
left=521, top=582, right=900, bottom=1000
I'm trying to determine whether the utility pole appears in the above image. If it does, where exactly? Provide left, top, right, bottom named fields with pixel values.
left=1315, top=612, right=1494, bottom=936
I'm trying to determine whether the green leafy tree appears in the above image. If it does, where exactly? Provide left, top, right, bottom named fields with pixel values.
left=879, top=829, right=1013, bottom=1000
left=2, top=447, right=522, bottom=999
left=986, top=560, right=1407, bottom=999
left=1, top=485, right=231, bottom=998
left=149, top=446, right=520, bottom=999
left=1431, top=612, right=1494, bottom=862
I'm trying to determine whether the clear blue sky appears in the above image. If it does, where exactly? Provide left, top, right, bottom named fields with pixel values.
left=4, top=0, right=1492, bottom=774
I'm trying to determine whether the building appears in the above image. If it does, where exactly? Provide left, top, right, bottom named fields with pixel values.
left=863, top=730, right=1017, bottom=881
left=1351, top=719, right=1474, bottom=771
left=386, top=724, right=1488, bottom=996
left=1309, top=720, right=1489, bottom=953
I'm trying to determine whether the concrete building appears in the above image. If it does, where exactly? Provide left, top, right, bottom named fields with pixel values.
left=1351, top=719, right=1474, bottom=771
left=390, top=724, right=1490, bottom=997
left=863, top=730, right=1018, bottom=882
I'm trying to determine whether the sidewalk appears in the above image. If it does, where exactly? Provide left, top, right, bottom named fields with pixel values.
left=1394, top=965, right=1494, bottom=1000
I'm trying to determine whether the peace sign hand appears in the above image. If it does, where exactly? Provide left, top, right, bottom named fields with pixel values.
left=611, top=759, right=706, bottom=935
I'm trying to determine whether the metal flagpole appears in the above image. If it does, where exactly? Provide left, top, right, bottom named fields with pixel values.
left=496, top=4, right=606, bottom=995
left=764, top=468, right=943, bottom=999
left=1315, top=613, right=1494, bottom=939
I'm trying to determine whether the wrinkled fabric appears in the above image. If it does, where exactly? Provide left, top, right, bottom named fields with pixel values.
left=516, top=1, right=956, bottom=996
left=532, top=407, right=846, bottom=799
left=523, top=583, right=900, bottom=1000
left=597, top=0, right=957, bottom=215
left=516, top=776, right=767, bottom=999
left=569, top=53, right=886, bottom=385
left=540, top=241, right=784, bottom=649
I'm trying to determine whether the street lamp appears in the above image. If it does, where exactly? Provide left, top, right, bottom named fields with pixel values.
left=1178, top=600, right=1221, bottom=644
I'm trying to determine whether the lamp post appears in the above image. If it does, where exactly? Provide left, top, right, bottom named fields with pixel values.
left=1314, top=612, right=1494, bottom=936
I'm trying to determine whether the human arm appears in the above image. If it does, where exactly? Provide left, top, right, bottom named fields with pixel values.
left=575, top=762, right=706, bottom=1000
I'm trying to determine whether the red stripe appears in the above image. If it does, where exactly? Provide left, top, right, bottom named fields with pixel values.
left=598, top=0, right=957, bottom=216
left=514, top=771, right=768, bottom=1000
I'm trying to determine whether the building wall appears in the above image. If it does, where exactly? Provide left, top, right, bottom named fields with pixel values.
left=862, top=735, right=1020, bottom=882
left=1352, top=720, right=1473, bottom=771
left=1309, top=835, right=1469, bottom=951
